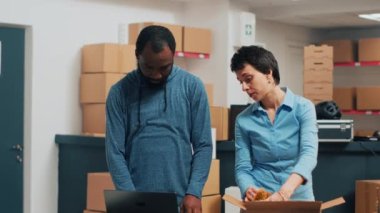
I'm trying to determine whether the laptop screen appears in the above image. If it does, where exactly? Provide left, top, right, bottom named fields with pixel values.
left=104, top=190, right=178, bottom=213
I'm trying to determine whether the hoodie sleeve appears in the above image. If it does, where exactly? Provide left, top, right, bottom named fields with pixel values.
left=105, top=85, right=135, bottom=191
left=185, top=79, right=213, bottom=198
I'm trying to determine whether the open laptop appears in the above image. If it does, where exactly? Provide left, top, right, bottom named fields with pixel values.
left=104, top=190, right=179, bottom=213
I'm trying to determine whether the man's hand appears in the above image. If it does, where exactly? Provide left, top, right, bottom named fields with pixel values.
left=180, top=194, right=202, bottom=213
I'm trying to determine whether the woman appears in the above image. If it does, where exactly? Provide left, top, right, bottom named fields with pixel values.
left=230, top=45, right=318, bottom=202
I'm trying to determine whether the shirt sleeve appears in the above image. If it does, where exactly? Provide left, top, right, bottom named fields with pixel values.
left=185, top=80, right=213, bottom=199
left=292, top=99, right=319, bottom=184
left=235, top=116, right=258, bottom=198
left=105, top=85, right=135, bottom=191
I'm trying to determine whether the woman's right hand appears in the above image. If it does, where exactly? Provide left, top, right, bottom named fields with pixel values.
left=244, top=187, right=258, bottom=202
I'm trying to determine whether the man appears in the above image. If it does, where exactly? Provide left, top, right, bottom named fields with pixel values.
left=105, top=25, right=212, bottom=213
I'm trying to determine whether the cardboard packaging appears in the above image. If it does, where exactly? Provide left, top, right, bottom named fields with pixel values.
left=129, top=22, right=183, bottom=52
left=304, top=45, right=333, bottom=60
left=82, top=104, right=106, bottom=134
left=359, top=38, right=380, bottom=62
left=321, top=40, right=356, bottom=63
left=82, top=43, right=119, bottom=73
left=119, top=44, right=137, bottom=73
left=303, top=69, right=333, bottom=84
left=223, top=194, right=345, bottom=213
left=210, top=106, right=229, bottom=141
left=202, top=159, right=220, bottom=196
left=83, top=210, right=105, bottom=213
left=87, top=173, right=115, bottom=212
left=355, top=180, right=380, bottom=213
left=304, top=94, right=333, bottom=105
left=304, top=58, right=333, bottom=71
left=202, top=194, right=221, bottom=213
left=304, top=83, right=333, bottom=96
left=80, top=73, right=125, bottom=103
left=356, top=87, right=380, bottom=110
left=224, top=186, right=242, bottom=213
left=183, top=27, right=212, bottom=54
left=204, top=83, right=214, bottom=106
left=82, top=43, right=135, bottom=73
left=86, top=160, right=219, bottom=211
left=355, top=129, right=376, bottom=137
left=333, top=87, right=355, bottom=110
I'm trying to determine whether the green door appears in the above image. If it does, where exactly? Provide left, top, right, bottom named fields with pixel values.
left=0, top=26, right=25, bottom=213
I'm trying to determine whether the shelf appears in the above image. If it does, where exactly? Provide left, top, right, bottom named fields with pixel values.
left=175, top=51, right=210, bottom=59
left=334, top=61, right=380, bottom=67
left=342, top=110, right=380, bottom=115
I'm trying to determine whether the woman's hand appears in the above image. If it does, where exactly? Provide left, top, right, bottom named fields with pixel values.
left=244, top=187, right=258, bottom=202
left=265, top=191, right=288, bottom=201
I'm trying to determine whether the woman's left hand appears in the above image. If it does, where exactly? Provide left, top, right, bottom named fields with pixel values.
left=264, top=192, right=285, bottom=201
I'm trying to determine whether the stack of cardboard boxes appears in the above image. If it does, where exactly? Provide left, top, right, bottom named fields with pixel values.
left=128, top=22, right=212, bottom=55
left=80, top=22, right=212, bottom=135
left=323, top=39, right=380, bottom=136
left=202, top=79, right=229, bottom=143
left=303, top=45, right=333, bottom=104
left=133, top=22, right=228, bottom=142
left=83, top=160, right=221, bottom=213
left=80, top=43, right=136, bottom=135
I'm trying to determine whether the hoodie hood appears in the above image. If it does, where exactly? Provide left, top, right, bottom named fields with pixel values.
left=127, top=65, right=180, bottom=130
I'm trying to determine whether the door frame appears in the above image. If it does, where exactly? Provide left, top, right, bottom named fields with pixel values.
left=1, top=22, right=32, bottom=213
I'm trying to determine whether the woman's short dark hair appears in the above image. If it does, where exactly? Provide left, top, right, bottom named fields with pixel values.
left=135, top=25, right=176, bottom=56
left=230, top=45, right=280, bottom=85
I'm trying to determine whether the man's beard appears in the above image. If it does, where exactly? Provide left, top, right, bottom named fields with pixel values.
left=138, top=66, right=171, bottom=88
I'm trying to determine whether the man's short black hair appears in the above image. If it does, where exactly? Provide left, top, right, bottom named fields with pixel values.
left=230, top=45, right=280, bottom=85
left=135, top=25, right=176, bottom=56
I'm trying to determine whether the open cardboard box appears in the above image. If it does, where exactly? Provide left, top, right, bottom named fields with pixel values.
left=223, top=194, right=345, bottom=213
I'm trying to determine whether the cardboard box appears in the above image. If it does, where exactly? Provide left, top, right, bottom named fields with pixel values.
left=359, top=38, right=380, bottom=62
left=321, top=40, right=356, bottom=63
left=82, top=43, right=119, bottom=73
left=304, top=94, right=333, bottom=104
left=80, top=73, right=124, bottom=103
left=355, top=129, right=376, bottom=137
left=183, top=27, right=212, bottom=54
left=303, top=69, right=333, bottom=84
left=356, top=87, right=380, bottom=110
left=119, top=44, right=136, bottom=73
left=83, top=210, right=105, bottom=213
left=128, top=22, right=183, bottom=52
left=82, top=43, right=135, bottom=73
left=304, top=58, right=333, bottom=71
left=210, top=106, right=229, bottom=141
left=86, top=163, right=220, bottom=210
left=204, top=83, right=214, bottom=106
left=82, top=104, right=106, bottom=134
left=202, top=159, right=220, bottom=196
left=304, top=45, right=333, bottom=60
left=333, top=87, right=355, bottom=110
left=87, top=173, right=115, bottom=212
left=223, top=194, right=345, bottom=213
left=355, top=180, right=380, bottom=213
left=304, top=83, right=333, bottom=96
left=202, top=194, right=221, bottom=213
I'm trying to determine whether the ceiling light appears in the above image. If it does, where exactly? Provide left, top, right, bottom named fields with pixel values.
left=358, top=13, right=380, bottom=22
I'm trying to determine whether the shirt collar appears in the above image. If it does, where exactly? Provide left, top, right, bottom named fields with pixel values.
left=251, top=87, right=295, bottom=113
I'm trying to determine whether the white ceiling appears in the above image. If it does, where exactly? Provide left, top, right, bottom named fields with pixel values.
left=234, top=0, right=380, bottom=28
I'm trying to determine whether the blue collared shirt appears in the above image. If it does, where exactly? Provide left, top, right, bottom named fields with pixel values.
left=235, top=88, right=318, bottom=200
